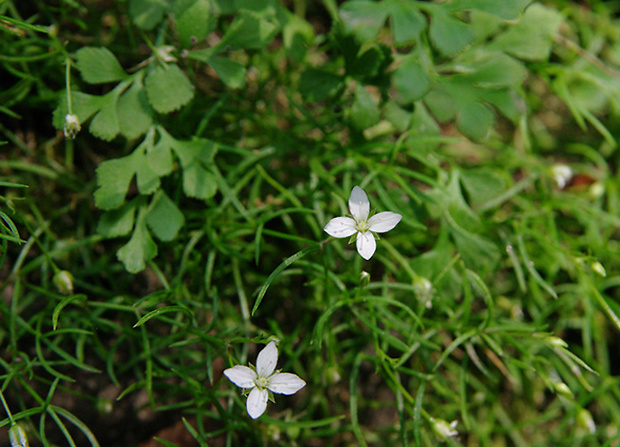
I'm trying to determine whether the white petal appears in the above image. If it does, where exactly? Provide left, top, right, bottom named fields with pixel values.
left=256, top=341, right=278, bottom=377
left=223, top=365, right=256, bottom=389
left=368, top=212, right=402, bottom=233
left=349, top=186, right=370, bottom=222
left=246, top=387, right=269, bottom=419
left=324, top=217, right=357, bottom=238
left=268, top=372, right=306, bottom=395
left=356, top=231, right=376, bottom=260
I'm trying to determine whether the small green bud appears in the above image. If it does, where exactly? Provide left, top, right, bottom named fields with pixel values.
left=553, top=381, right=573, bottom=398
left=546, top=336, right=567, bottom=349
left=9, top=423, right=29, bottom=447
left=360, top=270, right=370, bottom=286
left=591, top=261, right=606, bottom=277
left=53, top=270, right=74, bottom=295
left=576, top=408, right=596, bottom=434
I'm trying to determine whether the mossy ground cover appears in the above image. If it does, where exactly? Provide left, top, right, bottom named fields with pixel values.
left=1, top=1, right=620, bottom=446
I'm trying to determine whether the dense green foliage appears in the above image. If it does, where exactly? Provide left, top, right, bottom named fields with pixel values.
left=1, top=0, right=620, bottom=445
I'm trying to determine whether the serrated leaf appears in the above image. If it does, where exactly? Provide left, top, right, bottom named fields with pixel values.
left=460, top=52, right=526, bottom=88
left=129, top=0, right=168, bottom=30
left=392, top=54, right=431, bottom=103
left=339, top=1, right=388, bottom=42
left=97, top=201, right=137, bottom=237
left=136, top=160, right=160, bottom=195
left=117, top=208, right=157, bottom=273
left=118, top=79, right=153, bottom=140
left=428, top=8, right=474, bottom=56
left=75, top=47, right=127, bottom=84
left=176, top=0, right=214, bottom=47
left=145, top=64, right=195, bottom=114
left=384, top=100, right=411, bottom=132
left=147, top=136, right=174, bottom=176
left=349, top=85, right=380, bottom=131
left=299, top=69, right=342, bottom=101
left=146, top=191, right=185, bottom=241
left=220, top=10, right=278, bottom=50
left=386, top=0, right=426, bottom=44
left=346, top=45, right=385, bottom=79
left=52, top=91, right=103, bottom=130
left=89, top=92, right=121, bottom=141
left=490, top=3, right=563, bottom=61
left=207, top=56, right=246, bottom=89
left=94, top=153, right=138, bottom=210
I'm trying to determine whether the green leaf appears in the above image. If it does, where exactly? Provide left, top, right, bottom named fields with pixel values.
left=392, top=54, right=431, bottom=103
left=183, top=163, right=217, bottom=200
left=75, top=47, right=127, bottom=84
left=220, top=10, right=278, bottom=50
left=345, top=44, right=386, bottom=79
left=136, top=159, right=160, bottom=195
left=428, top=7, right=474, bottom=56
left=97, top=201, right=137, bottom=237
left=384, top=100, right=411, bottom=132
left=89, top=91, right=121, bottom=141
left=207, top=56, right=246, bottom=89
left=460, top=168, right=506, bottom=209
left=234, top=0, right=276, bottom=11
left=52, top=91, right=103, bottom=130
left=129, top=0, right=168, bottom=30
left=450, top=219, right=500, bottom=273
left=145, top=64, right=195, bottom=114
left=283, top=13, right=314, bottom=61
left=117, top=208, right=158, bottom=273
left=459, top=52, right=526, bottom=88
left=118, top=79, right=153, bottom=140
left=386, top=0, right=426, bottom=44
left=349, top=85, right=380, bottom=131
left=168, top=134, right=218, bottom=200
left=339, top=1, right=388, bottom=42
left=456, top=100, right=494, bottom=141
left=490, top=3, right=563, bottom=61
left=146, top=134, right=174, bottom=176
left=450, top=0, right=533, bottom=20
left=94, top=153, right=138, bottom=210
left=299, top=69, right=342, bottom=101
left=146, top=191, right=185, bottom=241
left=175, top=0, right=215, bottom=47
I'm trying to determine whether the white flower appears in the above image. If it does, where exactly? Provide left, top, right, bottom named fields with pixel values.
left=324, top=186, right=402, bottom=260
left=223, top=342, right=306, bottom=419
left=551, top=164, right=573, bottom=189
left=431, top=418, right=459, bottom=440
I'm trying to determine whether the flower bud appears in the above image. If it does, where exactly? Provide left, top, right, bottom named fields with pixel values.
left=9, top=423, right=29, bottom=447
left=591, top=261, right=606, bottom=277
left=546, top=336, right=567, bottom=349
left=553, top=381, right=573, bottom=398
left=63, top=114, right=81, bottom=139
left=551, top=164, right=573, bottom=189
left=53, top=270, right=74, bottom=295
left=576, top=408, right=596, bottom=434
left=431, top=418, right=458, bottom=440
left=413, top=276, right=433, bottom=309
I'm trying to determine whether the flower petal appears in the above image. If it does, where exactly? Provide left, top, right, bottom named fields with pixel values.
left=324, top=217, right=357, bottom=238
left=356, top=231, right=376, bottom=260
left=349, top=186, right=370, bottom=222
left=223, top=365, right=256, bottom=389
left=246, top=387, right=269, bottom=419
left=256, top=341, right=278, bottom=377
left=368, top=212, right=402, bottom=233
left=268, top=372, right=306, bottom=395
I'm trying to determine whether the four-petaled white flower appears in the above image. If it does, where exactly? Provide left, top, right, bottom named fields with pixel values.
left=223, top=341, right=306, bottom=419
left=324, top=186, right=402, bottom=260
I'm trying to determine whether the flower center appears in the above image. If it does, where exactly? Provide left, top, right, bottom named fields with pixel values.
left=356, top=219, right=370, bottom=233
left=254, top=375, right=269, bottom=389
